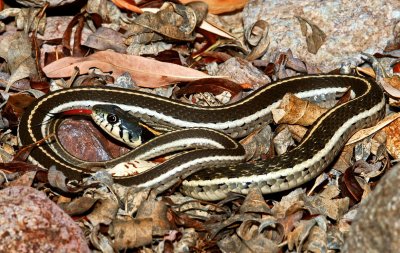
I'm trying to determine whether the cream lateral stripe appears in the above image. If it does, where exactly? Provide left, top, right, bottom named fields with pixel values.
left=138, top=155, right=245, bottom=188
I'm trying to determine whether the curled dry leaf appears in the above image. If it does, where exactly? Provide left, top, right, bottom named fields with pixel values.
left=287, top=216, right=327, bottom=252
left=245, top=20, right=270, bottom=61
left=332, top=144, right=354, bottom=173
left=59, top=196, right=99, bottom=216
left=216, top=57, right=271, bottom=89
left=272, top=93, right=327, bottom=126
left=339, top=165, right=364, bottom=205
left=42, top=51, right=212, bottom=87
left=174, top=228, right=199, bottom=253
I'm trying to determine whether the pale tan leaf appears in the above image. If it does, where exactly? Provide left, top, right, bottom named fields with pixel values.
left=42, top=51, right=212, bottom=87
left=347, top=112, right=400, bottom=145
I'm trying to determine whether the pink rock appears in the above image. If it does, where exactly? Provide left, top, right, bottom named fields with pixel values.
left=0, top=186, right=90, bottom=253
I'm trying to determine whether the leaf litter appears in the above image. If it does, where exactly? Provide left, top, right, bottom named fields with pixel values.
left=0, top=0, right=399, bottom=252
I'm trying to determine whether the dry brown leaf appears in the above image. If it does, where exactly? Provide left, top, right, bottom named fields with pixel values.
left=239, top=187, right=271, bottom=214
left=272, top=93, right=327, bottom=126
left=136, top=199, right=172, bottom=236
left=87, top=196, right=119, bottom=226
left=382, top=117, right=400, bottom=159
left=381, top=75, right=400, bottom=98
left=111, top=218, right=153, bottom=249
left=309, top=185, right=349, bottom=220
left=287, top=124, right=307, bottom=142
left=332, top=144, right=354, bottom=173
left=83, top=27, right=127, bottom=53
left=179, top=0, right=248, bottom=14
left=42, top=51, right=212, bottom=87
left=296, top=16, right=326, bottom=54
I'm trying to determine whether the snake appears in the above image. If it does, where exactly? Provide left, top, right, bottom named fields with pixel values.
left=18, top=74, right=386, bottom=200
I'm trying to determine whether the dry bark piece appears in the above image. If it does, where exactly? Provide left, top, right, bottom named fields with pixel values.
left=42, top=51, right=211, bottom=87
left=272, top=93, right=328, bottom=126
left=0, top=186, right=90, bottom=253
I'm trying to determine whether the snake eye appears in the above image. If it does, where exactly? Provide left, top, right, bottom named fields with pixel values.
left=106, top=114, right=119, bottom=124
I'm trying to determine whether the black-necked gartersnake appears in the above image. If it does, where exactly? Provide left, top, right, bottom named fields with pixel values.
left=18, top=75, right=386, bottom=200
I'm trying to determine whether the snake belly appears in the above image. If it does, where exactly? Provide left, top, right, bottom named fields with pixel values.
left=18, top=75, right=386, bottom=200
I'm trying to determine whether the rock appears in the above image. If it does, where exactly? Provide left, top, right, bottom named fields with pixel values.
left=243, top=0, right=400, bottom=72
left=342, top=164, right=400, bottom=252
left=0, top=186, right=90, bottom=253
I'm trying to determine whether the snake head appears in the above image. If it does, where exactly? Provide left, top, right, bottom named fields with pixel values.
left=91, top=104, right=143, bottom=148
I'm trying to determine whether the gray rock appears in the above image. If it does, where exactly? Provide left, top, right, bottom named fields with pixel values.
left=243, top=0, right=400, bottom=72
left=342, top=164, right=400, bottom=252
